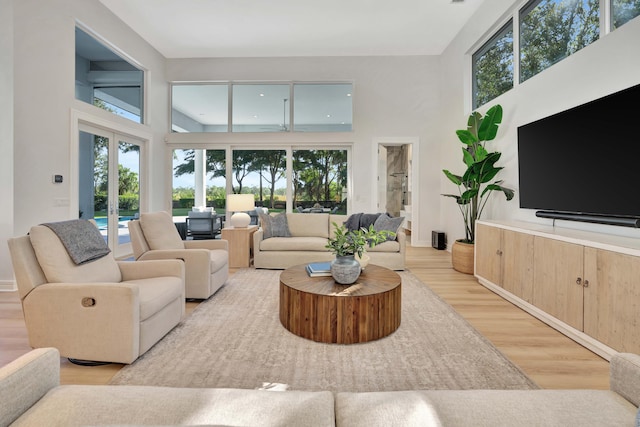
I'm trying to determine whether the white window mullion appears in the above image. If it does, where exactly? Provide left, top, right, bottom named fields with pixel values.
left=513, top=10, right=521, bottom=89
left=601, top=0, right=611, bottom=36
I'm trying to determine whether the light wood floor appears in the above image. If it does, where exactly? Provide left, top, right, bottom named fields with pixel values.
left=0, top=245, right=609, bottom=389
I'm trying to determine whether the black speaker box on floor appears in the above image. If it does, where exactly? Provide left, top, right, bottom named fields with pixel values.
left=432, top=231, right=446, bottom=250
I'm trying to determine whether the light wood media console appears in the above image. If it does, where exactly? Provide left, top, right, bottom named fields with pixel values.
left=475, top=220, right=640, bottom=360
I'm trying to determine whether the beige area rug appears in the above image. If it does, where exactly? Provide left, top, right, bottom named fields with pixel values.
left=109, top=269, right=538, bottom=392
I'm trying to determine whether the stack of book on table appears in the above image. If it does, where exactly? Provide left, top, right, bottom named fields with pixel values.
left=306, top=261, right=332, bottom=277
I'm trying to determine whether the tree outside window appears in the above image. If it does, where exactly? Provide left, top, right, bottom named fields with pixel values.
left=472, top=20, right=514, bottom=109
left=520, top=0, right=600, bottom=83
left=612, top=0, right=640, bottom=28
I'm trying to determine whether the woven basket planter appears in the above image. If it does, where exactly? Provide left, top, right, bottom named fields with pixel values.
left=452, top=240, right=475, bottom=274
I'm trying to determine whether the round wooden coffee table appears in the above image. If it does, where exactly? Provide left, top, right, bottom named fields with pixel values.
left=279, top=264, right=401, bottom=344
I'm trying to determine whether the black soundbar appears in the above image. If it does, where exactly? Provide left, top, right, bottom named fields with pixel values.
left=536, top=211, right=640, bottom=228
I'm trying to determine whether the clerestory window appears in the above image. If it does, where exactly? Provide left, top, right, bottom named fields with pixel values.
left=75, top=27, right=144, bottom=123
left=472, top=20, right=514, bottom=110
left=519, top=0, right=600, bottom=83
left=171, top=82, right=353, bottom=133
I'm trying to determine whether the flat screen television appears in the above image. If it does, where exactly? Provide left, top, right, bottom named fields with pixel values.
left=517, top=83, right=640, bottom=228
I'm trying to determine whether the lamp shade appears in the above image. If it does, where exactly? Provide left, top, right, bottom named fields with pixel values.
left=227, top=194, right=255, bottom=228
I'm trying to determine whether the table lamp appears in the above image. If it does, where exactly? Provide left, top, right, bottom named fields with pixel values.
left=227, top=194, right=255, bottom=228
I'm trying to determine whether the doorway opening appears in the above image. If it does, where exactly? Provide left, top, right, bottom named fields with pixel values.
left=376, top=139, right=417, bottom=244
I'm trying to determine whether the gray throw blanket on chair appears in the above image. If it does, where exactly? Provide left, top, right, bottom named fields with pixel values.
left=42, top=219, right=111, bottom=265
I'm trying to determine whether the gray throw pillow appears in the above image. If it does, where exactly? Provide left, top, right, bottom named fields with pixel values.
left=373, top=214, right=404, bottom=241
left=259, top=212, right=291, bottom=239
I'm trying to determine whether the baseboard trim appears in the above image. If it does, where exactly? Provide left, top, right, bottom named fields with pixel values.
left=476, top=276, right=616, bottom=361
left=0, top=280, right=17, bottom=292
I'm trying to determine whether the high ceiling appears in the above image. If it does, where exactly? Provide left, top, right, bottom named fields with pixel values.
left=99, top=0, right=485, bottom=58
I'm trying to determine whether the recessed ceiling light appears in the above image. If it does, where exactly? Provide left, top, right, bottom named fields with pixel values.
left=253, top=115, right=259, bottom=118
left=259, top=93, right=265, bottom=97
left=326, top=114, right=332, bottom=118
left=346, top=93, right=352, bottom=97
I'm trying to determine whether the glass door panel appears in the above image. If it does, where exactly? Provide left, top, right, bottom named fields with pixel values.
left=292, top=149, right=347, bottom=213
left=79, top=124, right=143, bottom=258
left=115, top=138, right=141, bottom=257
left=232, top=149, right=286, bottom=211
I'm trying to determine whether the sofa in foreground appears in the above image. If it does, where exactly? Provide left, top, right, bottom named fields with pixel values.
left=253, top=213, right=406, bottom=270
left=1, top=348, right=638, bottom=426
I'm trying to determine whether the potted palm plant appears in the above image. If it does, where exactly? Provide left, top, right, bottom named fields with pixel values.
left=326, top=222, right=394, bottom=284
left=442, top=104, right=515, bottom=274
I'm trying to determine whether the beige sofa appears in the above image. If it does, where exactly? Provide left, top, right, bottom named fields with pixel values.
left=2, top=347, right=638, bottom=426
left=253, top=213, right=406, bottom=270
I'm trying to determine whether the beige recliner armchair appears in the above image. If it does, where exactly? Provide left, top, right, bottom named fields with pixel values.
left=128, top=211, right=229, bottom=299
left=7, top=223, right=185, bottom=364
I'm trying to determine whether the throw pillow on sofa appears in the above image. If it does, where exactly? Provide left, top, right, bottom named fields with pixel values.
left=259, top=212, right=291, bottom=239
left=373, top=214, right=404, bottom=241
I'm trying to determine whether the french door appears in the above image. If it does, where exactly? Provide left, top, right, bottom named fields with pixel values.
left=78, top=123, right=143, bottom=258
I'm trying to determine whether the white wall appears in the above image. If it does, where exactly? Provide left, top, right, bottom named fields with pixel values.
left=4, top=0, right=168, bottom=283
left=439, top=0, right=640, bottom=246
left=0, top=0, right=14, bottom=289
left=165, top=56, right=443, bottom=246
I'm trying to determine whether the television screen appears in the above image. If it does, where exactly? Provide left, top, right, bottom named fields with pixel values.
left=517, top=83, right=640, bottom=222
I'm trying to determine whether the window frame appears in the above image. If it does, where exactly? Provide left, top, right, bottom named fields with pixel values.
left=518, top=0, right=601, bottom=84
left=471, top=19, right=514, bottom=110
left=75, top=25, right=146, bottom=125
left=170, top=81, right=354, bottom=134
left=470, top=0, right=633, bottom=109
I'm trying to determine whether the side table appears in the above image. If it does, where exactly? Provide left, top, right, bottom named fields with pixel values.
left=221, top=225, right=258, bottom=268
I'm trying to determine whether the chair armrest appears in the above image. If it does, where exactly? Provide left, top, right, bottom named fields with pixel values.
left=396, top=229, right=406, bottom=253
left=25, top=282, right=140, bottom=308
left=22, top=283, right=141, bottom=362
left=137, top=250, right=211, bottom=287
left=253, top=228, right=264, bottom=249
left=610, top=352, right=640, bottom=407
left=0, top=348, right=60, bottom=427
left=118, top=259, right=185, bottom=281
left=184, top=239, right=229, bottom=251
left=137, top=249, right=211, bottom=265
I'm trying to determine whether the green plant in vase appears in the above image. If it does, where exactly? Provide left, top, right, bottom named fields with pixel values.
left=325, top=222, right=394, bottom=284
left=442, top=104, right=514, bottom=273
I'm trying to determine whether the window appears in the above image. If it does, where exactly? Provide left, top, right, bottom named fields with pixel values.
left=172, top=85, right=228, bottom=132
left=232, top=85, right=290, bottom=132
left=293, top=84, right=353, bottom=132
left=292, top=149, right=348, bottom=213
left=232, top=150, right=286, bottom=208
left=520, top=0, right=600, bottom=83
left=170, top=82, right=353, bottom=133
left=472, top=21, right=514, bottom=109
left=171, top=147, right=349, bottom=215
left=75, top=27, right=144, bottom=123
left=172, top=149, right=226, bottom=215
left=612, top=0, right=640, bottom=28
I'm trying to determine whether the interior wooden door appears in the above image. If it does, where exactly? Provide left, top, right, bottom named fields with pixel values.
left=533, top=237, right=584, bottom=330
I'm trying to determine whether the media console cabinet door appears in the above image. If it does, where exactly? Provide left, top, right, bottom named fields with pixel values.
left=584, top=248, right=640, bottom=353
left=475, top=223, right=503, bottom=285
left=476, top=224, right=534, bottom=303
left=533, top=237, right=584, bottom=331
left=502, top=230, right=534, bottom=303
